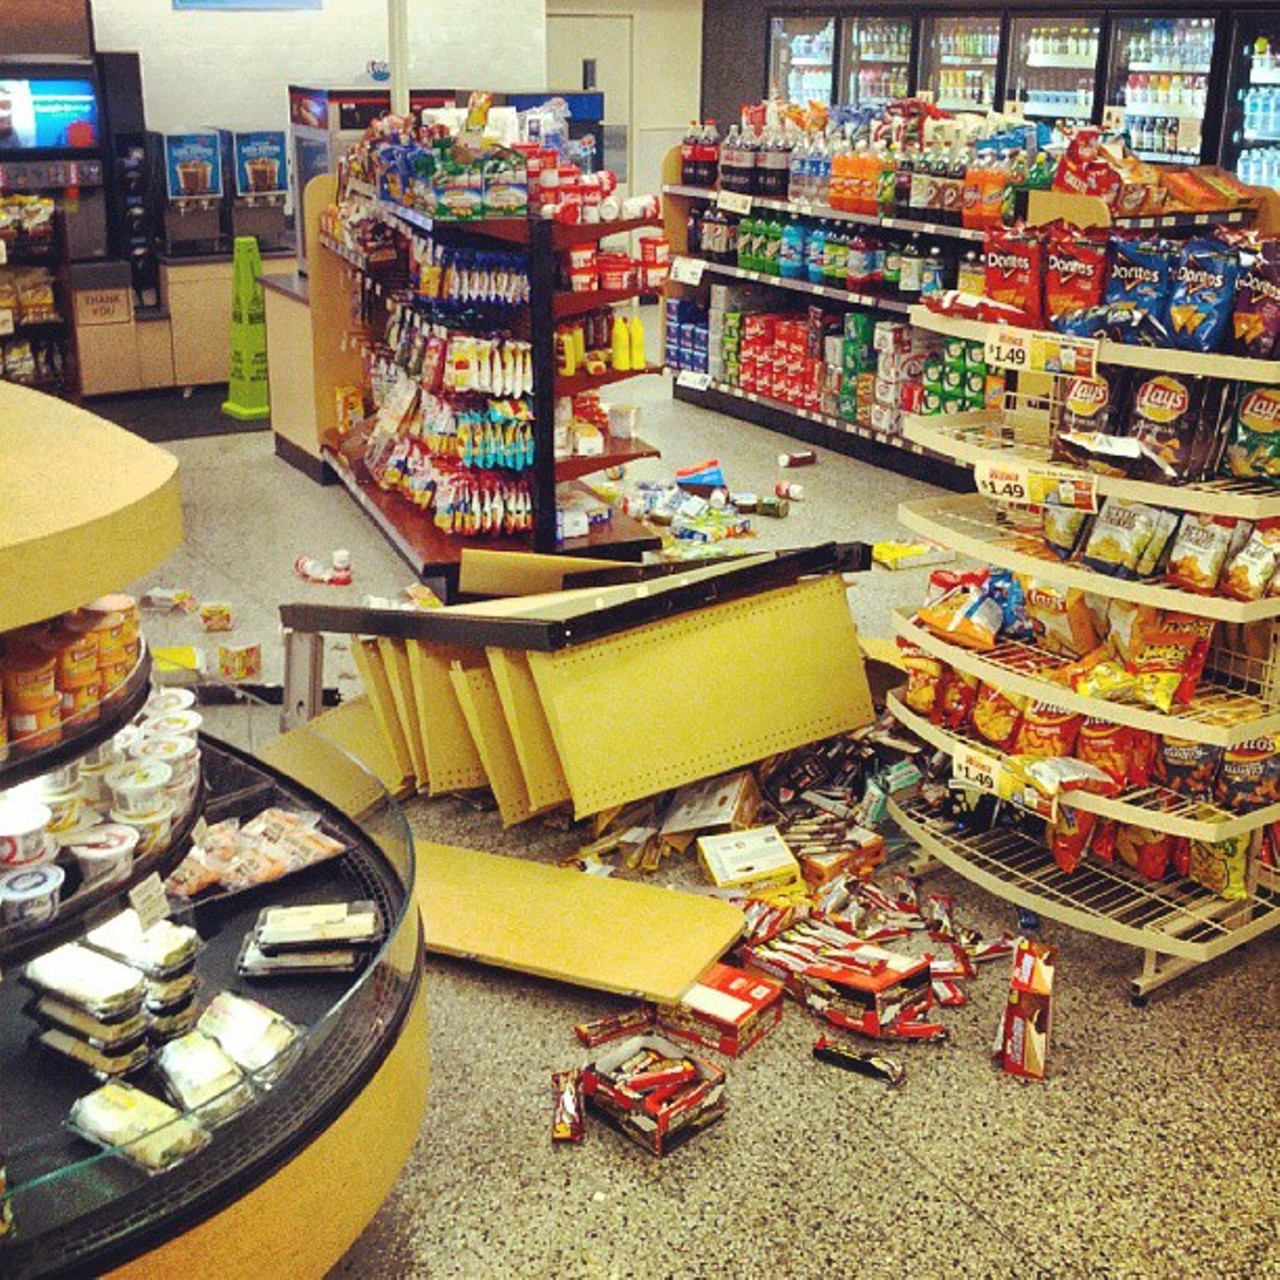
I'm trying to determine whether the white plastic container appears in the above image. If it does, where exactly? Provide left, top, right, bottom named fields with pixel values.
left=143, top=710, right=203, bottom=740
left=0, top=797, right=53, bottom=866
left=111, top=800, right=174, bottom=855
left=105, top=761, right=173, bottom=819
left=69, top=824, right=139, bottom=888
left=145, top=688, right=196, bottom=718
left=0, top=864, right=65, bottom=924
left=131, top=734, right=199, bottom=783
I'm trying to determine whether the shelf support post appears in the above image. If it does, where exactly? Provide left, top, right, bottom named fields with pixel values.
left=282, top=628, right=326, bottom=730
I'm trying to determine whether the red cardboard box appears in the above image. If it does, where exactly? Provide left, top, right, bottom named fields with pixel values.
left=800, top=942, right=933, bottom=1038
left=993, top=938, right=1057, bottom=1080
left=585, top=1034, right=727, bottom=1156
left=658, top=962, right=785, bottom=1058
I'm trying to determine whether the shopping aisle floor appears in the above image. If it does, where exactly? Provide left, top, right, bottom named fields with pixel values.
left=129, top=376, right=1278, bottom=1280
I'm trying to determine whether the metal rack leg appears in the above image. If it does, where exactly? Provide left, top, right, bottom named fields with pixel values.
left=282, top=628, right=325, bottom=730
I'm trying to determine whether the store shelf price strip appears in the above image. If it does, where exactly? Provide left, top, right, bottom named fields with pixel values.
left=983, top=326, right=1098, bottom=378
left=717, top=190, right=753, bottom=216
left=974, top=458, right=1098, bottom=511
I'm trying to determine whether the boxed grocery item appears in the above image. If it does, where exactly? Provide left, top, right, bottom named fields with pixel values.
left=696, top=825, right=801, bottom=891
left=658, top=962, right=784, bottom=1058
left=662, top=770, right=762, bottom=837
left=993, top=938, right=1057, bottom=1081
left=799, top=942, right=933, bottom=1038
left=584, top=1033, right=726, bottom=1155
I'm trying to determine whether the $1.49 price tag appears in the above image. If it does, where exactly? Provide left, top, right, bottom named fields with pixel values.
left=953, top=744, right=1003, bottom=794
left=983, top=327, right=1030, bottom=371
left=974, top=458, right=1098, bottom=512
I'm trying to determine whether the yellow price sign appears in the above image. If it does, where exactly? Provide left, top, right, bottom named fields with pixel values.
left=975, top=459, right=1098, bottom=511
left=953, top=743, right=1003, bottom=795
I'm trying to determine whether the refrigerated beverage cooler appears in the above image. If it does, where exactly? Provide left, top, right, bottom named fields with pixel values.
left=1005, top=17, right=1101, bottom=124
left=919, top=15, right=1002, bottom=113
left=1103, top=16, right=1217, bottom=165
left=841, top=16, right=913, bottom=109
left=769, top=16, right=837, bottom=105
left=1220, top=15, right=1280, bottom=189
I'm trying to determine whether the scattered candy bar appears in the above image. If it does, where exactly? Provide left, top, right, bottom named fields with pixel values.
left=811, top=1036, right=906, bottom=1087
left=573, top=1007, right=655, bottom=1048
left=551, top=1069, right=585, bottom=1144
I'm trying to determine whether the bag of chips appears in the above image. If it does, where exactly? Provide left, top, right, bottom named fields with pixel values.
left=1013, top=702, right=1084, bottom=759
left=1135, top=509, right=1181, bottom=580
left=1188, top=833, right=1250, bottom=900
left=1100, top=301, right=1173, bottom=347
left=901, top=643, right=946, bottom=718
left=1106, top=600, right=1161, bottom=665
left=1229, top=242, right=1280, bottom=360
left=1164, top=514, right=1236, bottom=594
left=1091, top=817, right=1118, bottom=862
left=1159, top=612, right=1215, bottom=703
left=1223, top=385, right=1280, bottom=484
left=935, top=667, right=980, bottom=732
left=1075, top=718, right=1134, bottom=787
left=1165, top=238, right=1240, bottom=353
left=1129, top=619, right=1205, bottom=713
left=1045, top=223, right=1109, bottom=322
left=1129, top=373, right=1232, bottom=484
left=1157, top=737, right=1223, bottom=798
left=917, top=586, right=1003, bottom=652
left=1048, top=804, right=1095, bottom=874
left=1115, top=824, right=1176, bottom=881
left=971, top=682, right=1025, bottom=750
left=983, top=227, right=1044, bottom=328
left=1051, top=368, right=1134, bottom=474
left=1018, top=577, right=1101, bottom=657
left=1104, top=236, right=1176, bottom=316
left=1081, top=499, right=1160, bottom=578
left=1215, top=736, right=1280, bottom=812
left=1220, top=519, right=1280, bottom=601
left=1043, top=501, right=1092, bottom=561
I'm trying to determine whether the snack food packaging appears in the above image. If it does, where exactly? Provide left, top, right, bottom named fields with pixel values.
left=1051, top=369, right=1134, bottom=474
left=1188, top=833, right=1250, bottom=900
left=1104, top=236, right=1176, bottom=317
left=1165, top=515, right=1236, bottom=594
left=551, top=1068, right=586, bottom=1143
left=1215, top=737, right=1280, bottom=812
left=1012, top=702, right=1084, bottom=759
left=658, top=962, right=785, bottom=1058
left=197, top=992, right=299, bottom=1081
left=1082, top=499, right=1160, bottom=578
left=971, top=682, right=1025, bottom=750
left=1048, top=805, right=1095, bottom=874
left=1018, top=578, right=1100, bottom=657
left=85, top=909, right=199, bottom=978
left=1157, top=737, right=1224, bottom=798
left=992, top=938, right=1056, bottom=1081
left=1115, top=824, right=1179, bottom=880
left=1042, top=501, right=1091, bottom=560
left=25, top=942, right=147, bottom=1019
left=68, top=1082, right=210, bottom=1173
left=1045, top=224, right=1109, bottom=321
left=983, top=227, right=1044, bottom=327
left=1220, top=520, right=1280, bottom=600
left=1229, top=241, right=1280, bottom=360
left=1165, top=238, right=1240, bottom=353
left=1129, top=373, right=1232, bottom=484
left=935, top=668, right=979, bottom=732
left=1224, top=385, right=1280, bottom=483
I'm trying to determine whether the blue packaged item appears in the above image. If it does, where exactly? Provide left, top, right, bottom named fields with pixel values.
left=806, top=225, right=827, bottom=285
left=1104, top=237, right=1176, bottom=314
left=985, top=569, right=1033, bottom=643
left=780, top=222, right=808, bottom=279
left=1165, top=238, right=1241, bottom=354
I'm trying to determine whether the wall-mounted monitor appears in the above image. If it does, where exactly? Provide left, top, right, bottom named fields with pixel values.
left=0, top=76, right=100, bottom=152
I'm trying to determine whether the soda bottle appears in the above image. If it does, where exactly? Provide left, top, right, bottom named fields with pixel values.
left=829, top=139, right=851, bottom=211
left=899, top=234, right=923, bottom=300
left=686, top=207, right=703, bottom=256
left=698, top=120, right=720, bottom=187
left=921, top=245, right=947, bottom=297
left=815, top=134, right=833, bottom=207
left=823, top=226, right=849, bottom=288
left=883, top=237, right=902, bottom=292
left=961, top=152, right=985, bottom=230
left=788, top=135, right=810, bottom=204
left=763, top=216, right=784, bottom=275
left=780, top=220, right=808, bottom=279
left=876, top=145, right=898, bottom=214
left=737, top=213, right=756, bottom=270
left=895, top=147, right=915, bottom=215
left=807, top=221, right=827, bottom=284
left=681, top=122, right=698, bottom=185
left=846, top=233, right=876, bottom=292
left=1027, top=151, right=1052, bottom=190
left=720, top=125, right=741, bottom=192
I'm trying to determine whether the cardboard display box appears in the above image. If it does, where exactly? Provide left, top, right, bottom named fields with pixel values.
left=800, top=942, right=933, bottom=1038
left=696, top=826, right=801, bottom=892
left=658, top=963, right=784, bottom=1059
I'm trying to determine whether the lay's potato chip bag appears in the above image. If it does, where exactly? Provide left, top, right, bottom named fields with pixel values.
left=1224, top=384, right=1280, bottom=483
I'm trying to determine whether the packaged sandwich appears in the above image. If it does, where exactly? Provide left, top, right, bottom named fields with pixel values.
left=38, top=1028, right=151, bottom=1078
left=252, top=901, right=383, bottom=952
left=154, top=1030, right=254, bottom=1126
left=197, top=992, right=300, bottom=1082
left=29, top=996, right=149, bottom=1047
left=68, top=1082, right=210, bottom=1174
left=84, top=909, right=200, bottom=979
left=25, top=943, right=147, bottom=1020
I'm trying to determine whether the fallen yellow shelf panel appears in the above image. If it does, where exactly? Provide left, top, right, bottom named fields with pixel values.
left=417, top=842, right=745, bottom=1003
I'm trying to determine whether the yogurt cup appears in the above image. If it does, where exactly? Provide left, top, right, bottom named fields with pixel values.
left=0, top=797, right=53, bottom=866
left=105, top=760, right=173, bottom=819
left=53, top=816, right=107, bottom=848
left=40, top=761, right=81, bottom=791
left=143, top=710, right=203, bottom=739
left=69, top=823, right=139, bottom=888
left=145, top=688, right=196, bottom=718
left=131, top=734, right=199, bottom=782
left=0, top=864, right=64, bottom=924
left=36, top=785, right=83, bottom=834
left=82, top=737, right=123, bottom=770
left=164, top=774, right=200, bottom=821
left=111, top=801, right=173, bottom=856
left=112, top=724, right=144, bottom=759
left=79, top=763, right=114, bottom=804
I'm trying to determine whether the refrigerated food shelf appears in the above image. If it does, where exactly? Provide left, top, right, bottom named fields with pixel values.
left=1128, top=62, right=1211, bottom=75
left=899, top=494, right=1280, bottom=623
left=907, top=304, right=1280, bottom=384
left=1121, top=103, right=1206, bottom=120
left=662, top=186, right=986, bottom=242
left=1025, top=54, right=1099, bottom=70
left=939, top=55, right=998, bottom=67
left=894, top=609, right=1280, bottom=748
left=888, top=792, right=1280, bottom=966
left=900, top=409, right=1280, bottom=522
left=1021, top=105, right=1094, bottom=120
left=886, top=689, right=1280, bottom=842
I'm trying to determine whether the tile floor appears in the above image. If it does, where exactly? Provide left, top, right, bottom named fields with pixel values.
left=120, top=369, right=1279, bottom=1280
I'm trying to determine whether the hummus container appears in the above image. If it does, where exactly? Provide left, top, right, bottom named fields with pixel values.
left=0, top=797, right=53, bottom=866
left=105, top=760, right=173, bottom=819
left=111, top=801, right=173, bottom=856
left=145, top=688, right=196, bottom=718
left=69, top=824, right=139, bottom=888
left=143, top=710, right=203, bottom=740
left=0, top=864, right=65, bottom=924
left=9, top=692, right=62, bottom=748
left=131, top=733, right=198, bottom=782
left=2, top=648, right=58, bottom=707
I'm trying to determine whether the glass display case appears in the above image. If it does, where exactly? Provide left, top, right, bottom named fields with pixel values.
left=840, top=14, right=913, bottom=109
left=1005, top=15, right=1102, bottom=124
left=769, top=14, right=837, bottom=105
left=1104, top=14, right=1218, bottom=164
left=919, top=14, right=1002, bottom=112
left=1220, top=12, right=1280, bottom=189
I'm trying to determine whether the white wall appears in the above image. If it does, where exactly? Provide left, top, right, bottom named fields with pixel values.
left=546, top=0, right=701, bottom=196
left=91, top=0, right=547, bottom=135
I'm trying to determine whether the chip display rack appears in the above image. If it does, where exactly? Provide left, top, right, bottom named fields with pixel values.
left=884, top=305, right=1280, bottom=1001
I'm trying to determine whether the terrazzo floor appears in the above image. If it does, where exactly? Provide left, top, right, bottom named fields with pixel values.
left=118, top=364, right=1279, bottom=1280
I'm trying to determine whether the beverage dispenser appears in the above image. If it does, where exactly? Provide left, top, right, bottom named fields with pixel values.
left=224, top=130, right=289, bottom=251
left=161, top=131, right=224, bottom=253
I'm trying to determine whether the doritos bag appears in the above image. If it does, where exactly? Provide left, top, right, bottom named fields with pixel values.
left=1104, top=236, right=1176, bottom=316
left=1165, top=238, right=1240, bottom=353
left=1045, top=223, right=1109, bottom=322
left=984, top=227, right=1044, bottom=328
left=1229, top=242, right=1280, bottom=360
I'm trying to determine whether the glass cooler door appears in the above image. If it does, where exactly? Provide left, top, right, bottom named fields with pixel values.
left=1220, top=13, right=1280, bottom=189
left=769, top=15, right=838, bottom=105
left=919, top=14, right=1003, bottom=113
left=1104, top=14, right=1217, bottom=165
left=841, top=14, right=914, bottom=109
left=1005, top=15, right=1102, bottom=125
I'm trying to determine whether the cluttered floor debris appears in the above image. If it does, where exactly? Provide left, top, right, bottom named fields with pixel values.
left=128, top=366, right=1278, bottom=1280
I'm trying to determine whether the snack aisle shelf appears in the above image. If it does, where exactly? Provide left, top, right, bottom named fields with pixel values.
left=894, top=610, right=1280, bottom=749
left=899, top=495, right=1280, bottom=623
left=886, top=690, right=1280, bottom=843
left=901, top=410, right=1280, bottom=522
left=906, top=305, right=1280, bottom=385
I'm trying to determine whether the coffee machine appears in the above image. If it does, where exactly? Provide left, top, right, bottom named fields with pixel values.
left=162, top=130, right=224, bottom=254
left=222, top=130, right=289, bottom=251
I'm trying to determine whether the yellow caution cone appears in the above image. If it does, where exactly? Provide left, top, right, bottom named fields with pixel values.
left=221, top=235, right=270, bottom=421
